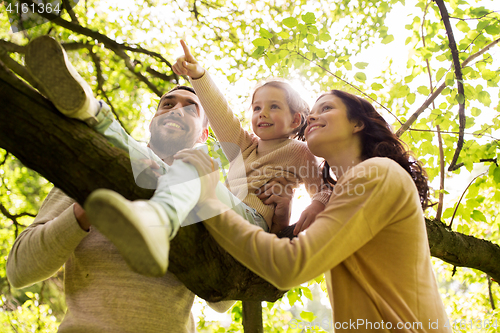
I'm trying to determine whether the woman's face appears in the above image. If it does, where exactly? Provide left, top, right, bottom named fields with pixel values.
left=305, top=94, right=360, bottom=158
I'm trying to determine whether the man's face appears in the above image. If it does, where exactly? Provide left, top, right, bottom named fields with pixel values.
left=149, top=89, right=207, bottom=157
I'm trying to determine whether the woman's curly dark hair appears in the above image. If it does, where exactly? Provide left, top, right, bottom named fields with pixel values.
left=320, top=90, right=430, bottom=210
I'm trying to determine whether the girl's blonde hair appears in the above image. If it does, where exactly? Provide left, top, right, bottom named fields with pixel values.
left=251, top=80, right=310, bottom=141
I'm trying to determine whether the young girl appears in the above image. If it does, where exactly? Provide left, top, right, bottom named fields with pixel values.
left=173, top=40, right=331, bottom=233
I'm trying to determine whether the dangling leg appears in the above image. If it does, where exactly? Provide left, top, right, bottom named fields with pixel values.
left=25, top=35, right=100, bottom=125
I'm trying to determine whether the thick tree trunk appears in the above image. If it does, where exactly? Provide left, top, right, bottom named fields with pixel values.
left=0, top=60, right=499, bottom=306
left=242, top=301, right=264, bottom=333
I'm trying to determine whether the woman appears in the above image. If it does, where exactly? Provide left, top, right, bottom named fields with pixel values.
left=175, top=90, right=451, bottom=332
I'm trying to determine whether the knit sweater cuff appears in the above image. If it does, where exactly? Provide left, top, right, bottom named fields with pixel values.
left=46, top=204, right=89, bottom=251
left=312, top=190, right=332, bottom=206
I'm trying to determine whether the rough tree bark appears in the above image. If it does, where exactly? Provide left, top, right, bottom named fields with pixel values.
left=1, top=59, right=499, bottom=307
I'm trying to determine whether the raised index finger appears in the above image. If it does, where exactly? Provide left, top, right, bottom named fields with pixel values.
left=180, top=40, right=193, bottom=59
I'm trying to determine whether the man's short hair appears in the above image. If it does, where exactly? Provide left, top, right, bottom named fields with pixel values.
left=160, top=86, right=209, bottom=128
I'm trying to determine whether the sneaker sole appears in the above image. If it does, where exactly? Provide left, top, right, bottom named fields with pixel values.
left=25, top=36, right=87, bottom=116
left=85, top=190, right=166, bottom=277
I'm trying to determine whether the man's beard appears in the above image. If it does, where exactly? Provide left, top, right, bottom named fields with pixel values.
left=149, top=130, right=198, bottom=157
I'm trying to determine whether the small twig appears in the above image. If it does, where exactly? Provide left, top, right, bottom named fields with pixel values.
left=0, top=46, right=44, bottom=93
left=62, top=0, right=79, bottom=24
left=408, top=128, right=499, bottom=142
left=0, top=151, right=9, bottom=167
left=448, top=170, right=488, bottom=228
left=449, top=11, right=500, bottom=21
left=88, top=48, right=131, bottom=135
left=435, top=125, right=445, bottom=221
left=488, top=275, right=496, bottom=310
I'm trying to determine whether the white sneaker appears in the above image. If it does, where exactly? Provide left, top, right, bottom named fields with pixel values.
left=25, top=35, right=99, bottom=125
left=84, top=189, right=171, bottom=277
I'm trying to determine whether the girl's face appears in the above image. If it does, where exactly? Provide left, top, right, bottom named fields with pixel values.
left=251, top=86, right=300, bottom=141
left=305, top=94, right=361, bottom=158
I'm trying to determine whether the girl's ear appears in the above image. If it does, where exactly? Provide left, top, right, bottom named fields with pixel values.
left=352, top=120, right=365, bottom=134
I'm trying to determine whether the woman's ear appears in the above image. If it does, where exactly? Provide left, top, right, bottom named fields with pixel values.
left=352, top=120, right=365, bottom=134
left=291, top=113, right=302, bottom=129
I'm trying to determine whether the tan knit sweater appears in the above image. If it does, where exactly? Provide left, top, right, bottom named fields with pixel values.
left=7, top=188, right=197, bottom=332
left=200, top=158, right=451, bottom=332
left=191, top=73, right=331, bottom=227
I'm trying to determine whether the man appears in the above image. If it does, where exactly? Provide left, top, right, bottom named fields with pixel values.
left=7, top=36, right=291, bottom=332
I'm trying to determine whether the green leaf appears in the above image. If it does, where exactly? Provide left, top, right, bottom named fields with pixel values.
left=302, top=287, right=313, bottom=300
left=302, top=12, right=316, bottom=24
left=494, top=166, right=500, bottom=183
left=443, top=207, right=454, bottom=219
left=319, top=33, right=331, bottom=42
left=355, top=62, right=369, bottom=69
left=316, top=48, right=327, bottom=58
left=297, top=23, right=308, bottom=34
left=471, top=107, right=481, bottom=117
left=300, top=311, right=316, bottom=322
left=251, top=46, right=265, bottom=58
left=417, top=86, right=430, bottom=95
left=478, top=91, right=491, bottom=106
left=283, top=17, right=298, bottom=28
left=354, top=72, right=366, bottom=82
left=252, top=38, right=270, bottom=48
left=456, top=93, right=465, bottom=104
left=471, top=210, right=487, bottom=222
left=259, top=28, right=273, bottom=39
left=307, top=34, right=315, bottom=44
left=344, top=61, right=352, bottom=70
left=485, top=24, right=500, bottom=35
left=407, top=93, right=416, bottom=104
left=371, top=83, right=384, bottom=91
left=278, top=31, right=290, bottom=39
left=456, top=21, right=469, bottom=33
left=307, top=25, right=318, bottom=34
left=381, top=35, right=394, bottom=44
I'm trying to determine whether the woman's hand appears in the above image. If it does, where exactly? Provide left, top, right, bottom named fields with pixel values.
left=173, top=148, right=220, bottom=204
left=172, top=40, right=205, bottom=79
left=293, top=200, right=325, bottom=235
left=256, top=178, right=296, bottom=234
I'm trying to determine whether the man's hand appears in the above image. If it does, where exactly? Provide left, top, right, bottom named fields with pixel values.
left=172, top=40, right=205, bottom=79
left=174, top=148, right=220, bottom=204
left=74, top=203, right=91, bottom=231
left=293, top=200, right=325, bottom=235
left=256, top=178, right=296, bottom=234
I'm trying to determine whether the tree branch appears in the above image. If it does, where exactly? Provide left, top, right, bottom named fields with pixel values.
left=279, top=217, right=500, bottom=283
left=396, top=37, right=499, bottom=137
left=434, top=0, right=466, bottom=171
left=449, top=171, right=487, bottom=229
left=22, top=2, right=165, bottom=96
left=62, top=0, right=79, bottom=24
left=435, top=125, right=445, bottom=221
